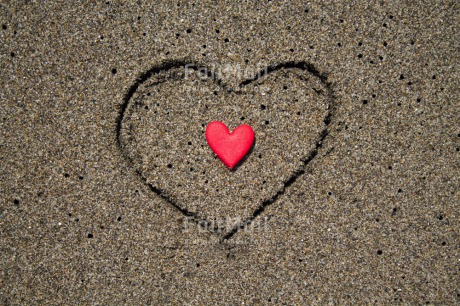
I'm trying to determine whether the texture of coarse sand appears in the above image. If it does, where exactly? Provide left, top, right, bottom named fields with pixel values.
left=1, top=1, right=459, bottom=304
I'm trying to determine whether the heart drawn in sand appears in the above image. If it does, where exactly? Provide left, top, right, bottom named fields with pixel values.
left=117, top=60, right=336, bottom=239
left=206, top=121, right=255, bottom=169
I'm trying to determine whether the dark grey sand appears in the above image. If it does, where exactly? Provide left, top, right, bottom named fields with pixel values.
left=1, top=1, right=459, bottom=304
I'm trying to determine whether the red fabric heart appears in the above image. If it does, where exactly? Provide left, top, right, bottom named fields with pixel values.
left=205, top=121, right=255, bottom=169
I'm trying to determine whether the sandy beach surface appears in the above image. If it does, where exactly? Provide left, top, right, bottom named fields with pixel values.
left=1, top=1, right=459, bottom=304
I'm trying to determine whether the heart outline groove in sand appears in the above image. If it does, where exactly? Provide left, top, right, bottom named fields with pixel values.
left=116, top=60, right=337, bottom=241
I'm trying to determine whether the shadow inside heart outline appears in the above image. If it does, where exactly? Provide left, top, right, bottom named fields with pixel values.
left=116, top=59, right=336, bottom=241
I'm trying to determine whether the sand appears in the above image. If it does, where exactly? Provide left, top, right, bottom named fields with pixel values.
left=1, top=0, right=459, bottom=304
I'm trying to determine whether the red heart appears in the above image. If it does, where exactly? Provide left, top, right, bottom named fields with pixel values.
left=206, top=121, right=255, bottom=169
